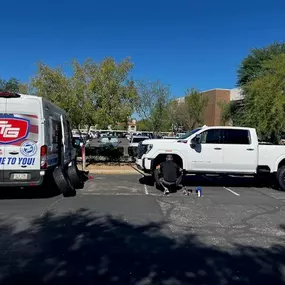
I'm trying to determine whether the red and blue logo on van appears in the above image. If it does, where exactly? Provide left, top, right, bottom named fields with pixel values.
left=0, top=115, right=30, bottom=144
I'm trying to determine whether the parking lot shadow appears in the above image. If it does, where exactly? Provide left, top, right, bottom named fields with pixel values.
left=185, top=174, right=283, bottom=191
left=0, top=209, right=284, bottom=285
left=0, top=172, right=89, bottom=200
left=139, top=175, right=154, bottom=186
left=0, top=184, right=61, bottom=200
left=138, top=173, right=279, bottom=191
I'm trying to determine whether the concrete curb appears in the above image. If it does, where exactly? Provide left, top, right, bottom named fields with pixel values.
left=87, top=169, right=139, bottom=175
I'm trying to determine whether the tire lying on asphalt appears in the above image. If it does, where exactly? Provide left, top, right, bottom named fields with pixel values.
left=276, top=166, right=285, bottom=191
left=53, top=166, right=76, bottom=197
left=67, top=162, right=83, bottom=189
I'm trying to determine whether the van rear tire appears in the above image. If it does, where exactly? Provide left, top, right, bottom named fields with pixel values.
left=67, top=162, right=83, bottom=189
left=53, top=166, right=76, bottom=197
left=276, top=166, right=285, bottom=191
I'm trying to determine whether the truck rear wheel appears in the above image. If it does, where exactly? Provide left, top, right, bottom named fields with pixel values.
left=53, top=166, right=76, bottom=197
left=276, top=166, right=285, bottom=191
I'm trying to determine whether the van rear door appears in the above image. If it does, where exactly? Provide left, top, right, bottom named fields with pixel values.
left=2, top=95, right=41, bottom=182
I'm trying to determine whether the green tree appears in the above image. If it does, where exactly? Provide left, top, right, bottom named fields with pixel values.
left=0, top=77, right=21, bottom=92
left=31, top=57, right=137, bottom=131
left=31, top=62, right=81, bottom=125
left=237, top=42, right=285, bottom=87
left=219, top=100, right=244, bottom=126
left=89, top=57, right=137, bottom=129
left=222, top=42, right=285, bottom=132
left=136, top=119, right=151, bottom=131
left=241, top=54, right=285, bottom=142
left=135, top=80, right=171, bottom=132
left=175, top=88, right=208, bottom=130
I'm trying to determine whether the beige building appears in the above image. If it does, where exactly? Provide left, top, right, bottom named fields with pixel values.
left=127, top=119, right=137, bottom=133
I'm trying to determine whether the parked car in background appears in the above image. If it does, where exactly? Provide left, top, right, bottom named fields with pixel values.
left=129, top=136, right=150, bottom=148
left=88, top=131, right=97, bottom=139
left=72, top=134, right=90, bottom=147
left=176, top=132, right=186, bottom=138
left=98, top=136, right=121, bottom=148
left=162, top=135, right=178, bottom=139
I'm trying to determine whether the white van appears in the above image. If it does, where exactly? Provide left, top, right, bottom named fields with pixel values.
left=0, top=92, right=76, bottom=188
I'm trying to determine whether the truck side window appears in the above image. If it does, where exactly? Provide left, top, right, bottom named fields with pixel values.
left=200, top=129, right=223, bottom=144
left=223, top=129, right=250, bottom=144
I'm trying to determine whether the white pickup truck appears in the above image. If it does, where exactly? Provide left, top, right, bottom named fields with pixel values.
left=136, top=126, right=285, bottom=190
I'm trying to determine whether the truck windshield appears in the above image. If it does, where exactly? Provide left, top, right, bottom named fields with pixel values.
left=179, top=128, right=201, bottom=140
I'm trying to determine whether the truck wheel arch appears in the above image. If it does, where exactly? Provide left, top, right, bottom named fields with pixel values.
left=152, top=154, right=184, bottom=170
left=277, top=159, right=285, bottom=171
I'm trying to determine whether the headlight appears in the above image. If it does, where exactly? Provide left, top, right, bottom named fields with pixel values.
left=146, top=144, right=153, bottom=153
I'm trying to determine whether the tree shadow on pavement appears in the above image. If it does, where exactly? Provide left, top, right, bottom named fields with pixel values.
left=0, top=209, right=284, bottom=285
left=0, top=172, right=90, bottom=200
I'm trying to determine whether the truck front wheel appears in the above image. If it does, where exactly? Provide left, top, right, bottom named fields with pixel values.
left=276, top=166, right=285, bottom=191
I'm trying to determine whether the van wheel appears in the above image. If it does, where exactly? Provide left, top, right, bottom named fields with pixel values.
left=67, top=163, right=83, bottom=189
left=276, top=166, right=285, bottom=191
left=53, top=166, right=76, bottom=197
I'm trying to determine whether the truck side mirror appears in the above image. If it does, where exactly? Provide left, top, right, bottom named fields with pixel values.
left=191, top=134, right=201, bottom=148
left=195, top=134, right=201, bottom=143
left=72, top=138, right=80, bottom=148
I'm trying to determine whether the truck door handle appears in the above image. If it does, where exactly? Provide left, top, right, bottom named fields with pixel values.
left=214, top=147, right=222, bottom=150
left=247, top=148, right=254, bottom=151
left=9, top=151, right=19, bottom=155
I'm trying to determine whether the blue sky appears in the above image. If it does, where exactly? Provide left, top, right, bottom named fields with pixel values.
left=1, top=0, right=285, bottom=97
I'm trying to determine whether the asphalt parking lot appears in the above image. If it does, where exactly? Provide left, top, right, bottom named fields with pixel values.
left=0, top=174, right=285, bottom=285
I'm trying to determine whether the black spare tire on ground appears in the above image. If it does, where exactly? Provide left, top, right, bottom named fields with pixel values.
left=276, top=166, right=285, bottom=191
left=67, top=162, right=83, bottom=189
left=53, top=166, right=76, bottom=197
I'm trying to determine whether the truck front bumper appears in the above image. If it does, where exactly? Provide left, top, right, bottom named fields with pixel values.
left=135, top=157, right=153, bottom=173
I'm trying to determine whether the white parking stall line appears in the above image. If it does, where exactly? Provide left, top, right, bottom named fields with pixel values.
left=139, top=173, right=150, bottom=195
left=223, top=186, right=240, bottom=196
left=144, top=184, right=149, bottom=195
